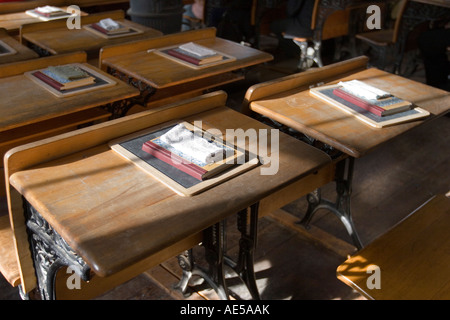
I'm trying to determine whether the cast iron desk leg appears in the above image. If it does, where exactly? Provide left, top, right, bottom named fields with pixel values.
left=23, top=200, right=91, bottom=300
left=224, top=203, right=260, bottom=300
left=299, top=157, right=363, bottom=249
left=175, top=221, right=229, bottom=300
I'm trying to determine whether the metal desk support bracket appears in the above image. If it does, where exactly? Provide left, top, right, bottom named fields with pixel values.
left=224, top=203, right=260, bottom=300
left=299, top=157, right=363, bottom=249
left=23, top=200, right=91, bottom=300
left=175, top=203, right=261, bottom=300
left=175, top=222, right=229, bottom=300
left=253, top=114, right=363, bottom=249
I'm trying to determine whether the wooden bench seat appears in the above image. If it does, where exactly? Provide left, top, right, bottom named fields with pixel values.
left=0, top=214, right=20, bottom=287
left=336, top=194, right=450, bottom=300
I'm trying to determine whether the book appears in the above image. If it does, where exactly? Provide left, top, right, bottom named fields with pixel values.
left=34, top=6, right=69, bottom=17
left=34, top=65, right=95, bottom=91
left=309, top=84, right=430, bottom=128
left=142, top=140, right=208, bottom=180
left=333, top=87, right=412, bottom=116
left=46, top=65, right=90, bottom=80
left=141, top=123, right=242, bottom=181
left=90, top=23, right=130, bottom=35
left=166, top=48, right=223, bottom=65
left=90, top=18, right=130, bottom=35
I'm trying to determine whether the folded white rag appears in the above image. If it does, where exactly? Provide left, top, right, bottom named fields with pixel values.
left=36, top=6, right=62, bottom=13
left=160, top=124, right=224, bottom=164
left=178, top=42, right=217, bottom=58
left=338, top=80, right=391, bottom=101
left=98, top=18, right=121, bottom=31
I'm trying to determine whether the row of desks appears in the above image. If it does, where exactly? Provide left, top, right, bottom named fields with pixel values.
left=1, top=5, right=449, bottom=300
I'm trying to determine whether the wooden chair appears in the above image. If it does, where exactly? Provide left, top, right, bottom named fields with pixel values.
left=355, top=0, right=408, bottom=73
left=337, top=194, right=450, bottom=300
left=283, top=0, right=353, bottom=70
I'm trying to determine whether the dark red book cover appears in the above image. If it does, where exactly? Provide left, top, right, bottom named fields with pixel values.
left=90, top=23, right=110, bottom=35
left=332, top=88, right=386, bottom=116
left=32, top=71, right=63, bottom=90
left=166, top=49, right=201, bottom=66
left=142, top=140, right=207, bottom=181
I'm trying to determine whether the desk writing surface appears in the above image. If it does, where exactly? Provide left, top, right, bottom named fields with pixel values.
left=0, top=63, right=139, bottom=133
left=101, top=37, right=273, bottom=89
left=22, top=19, right=162, bottom=55
left=9, top=106, right=331, bottom=277
left=250, top=68, right=450, bottom=158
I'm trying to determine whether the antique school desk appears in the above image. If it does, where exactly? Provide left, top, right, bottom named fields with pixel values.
left=99, top=27, right=273, bottom=110
left=19, top=10, right=163, bottom=60
left=243, top=56, right=450, bottom=249
left=4, top=91, right=332, bottom=299
left=0, top=28, right=38, bottom=64
left=0, top=51, right=140, bottom=197
left=0, top=6, right=87, bottom=36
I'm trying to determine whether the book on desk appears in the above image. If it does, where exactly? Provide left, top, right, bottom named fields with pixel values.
left=32, top=64, right=96, bottom=91
left=154, top=42, right=235, bottom=69
left=25, top=63, right=116, bottom=97
left=109, top=121, right=259, bottom=196
left=310, top=80, right=430, bottom=128
left=25, top=6, right=74, bottom=21
left=84, top=18, right=143, bottom=39
left=141, top=122, right=242, bottom=181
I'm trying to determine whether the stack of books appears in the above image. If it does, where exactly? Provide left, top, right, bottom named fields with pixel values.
left=141, top=123, right=239, bottom=181
left=32, top=64, right=95, bottom=91
left=90, top=18, right=130, bottom=36
left=33, top=6, right=70, bottom=18
left=166, top=42, right=223, bottom=66
left=332, top=80, right=412, bottom=117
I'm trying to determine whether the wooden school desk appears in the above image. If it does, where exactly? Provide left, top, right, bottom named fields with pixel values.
left=99, top=27, right=273, bottom=110
left=20, top=10, right=163, bottom=59
left=0, top=51, right=139, bottom=197
left=0, top=6, right=87, bottom=36
left=0, top=27, right=38, bottom=63
left=4, top=91, right=331, bottom=299
left=243, top=56, right=450, bottom=248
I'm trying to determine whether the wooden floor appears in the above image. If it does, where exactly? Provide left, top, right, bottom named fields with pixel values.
left=0, top=46, right=449, bottom=301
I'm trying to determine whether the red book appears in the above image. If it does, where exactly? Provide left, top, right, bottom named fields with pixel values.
left=142, top=140, right=207, bottom=181
left=90, top=23, right=110, bottom=34
left=32, top=71, right=64, bottom=90
left=333, top=88, right=386, bottom=116
left=166, top=49, right=201, bottom=65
